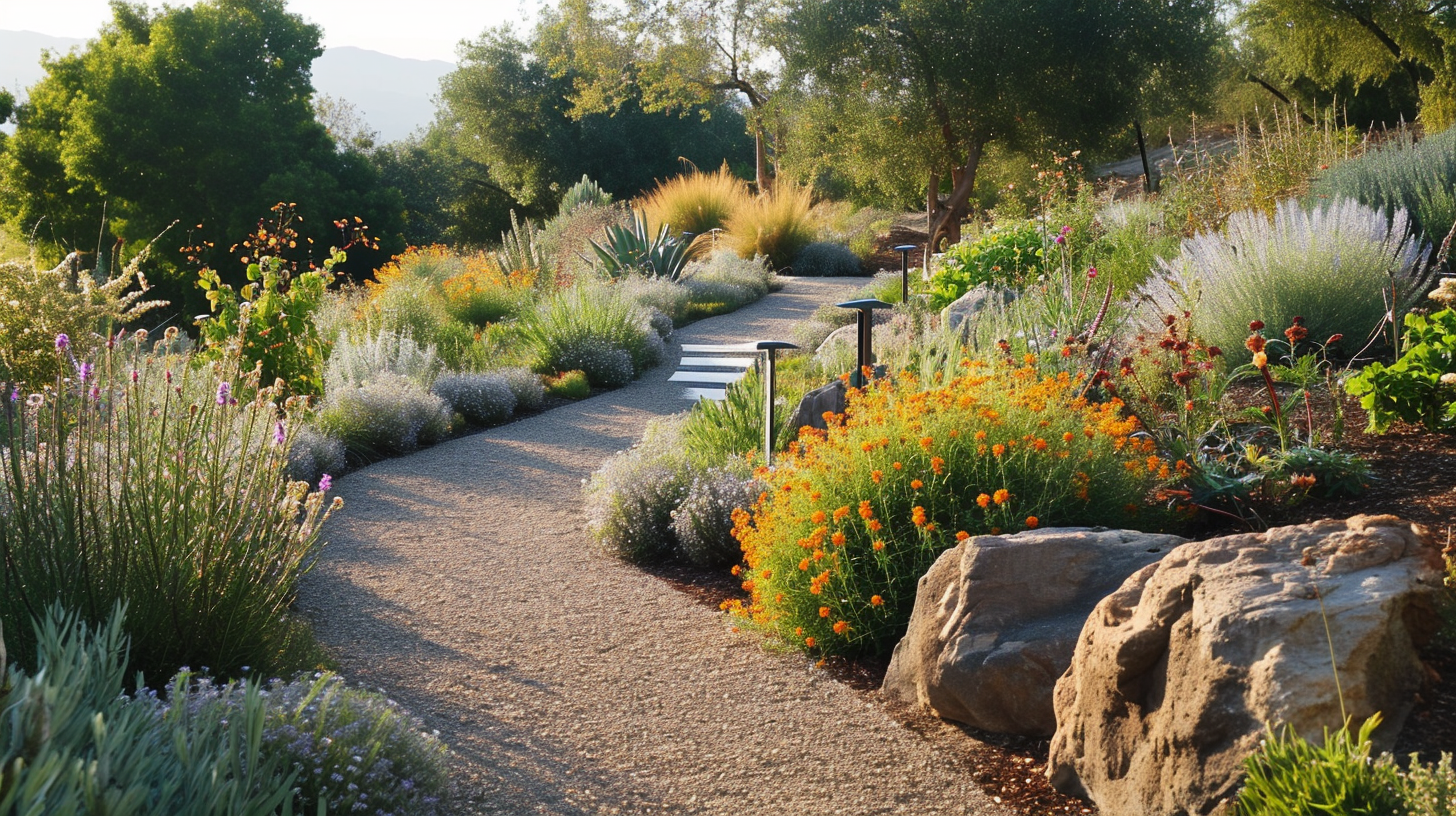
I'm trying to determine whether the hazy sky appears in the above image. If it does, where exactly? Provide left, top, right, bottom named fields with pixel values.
left=0, top=0, right=536, bottom=62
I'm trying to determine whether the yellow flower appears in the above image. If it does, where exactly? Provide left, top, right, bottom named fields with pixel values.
left=1253, top=351, right=1268, bottom=369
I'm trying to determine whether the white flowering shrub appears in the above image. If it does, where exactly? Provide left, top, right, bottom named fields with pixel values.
left=673, top=467, right=758, bottom=568
left=499, top=366, right=546, bottom=411
left=683, top=278, right=754, bottom=311
left=554, top=339, right=638, bottom=389
left=431, top=372, right=517, bottom=426
left=684, top=250, right=776, bottom=298
left=316, top=372, right=452, bottom=457
left=285, top=424, right=347, bottom=484
left=585, top=416, right=695, bottom=564
left=324, top=329, right=442, bottom=394
left=1141, top=198, right=1430, bottom=362
left=617, top=274, right=691, bottom=325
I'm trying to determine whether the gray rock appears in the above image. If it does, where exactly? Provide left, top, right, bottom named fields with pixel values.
left=1047, top=515, right=1444, bottom=816
left=785, top=379, right=846, bottom=435
left=883, top=527, right=1183, bottom=736
left=941, top=284, right=1017, bottom=331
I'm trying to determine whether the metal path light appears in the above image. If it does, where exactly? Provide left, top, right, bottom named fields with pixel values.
left=756, top=340, right=799, bottom=466
left=894, top=244, right=918, bottom=302
left=836, top=298, right=893, bottom=387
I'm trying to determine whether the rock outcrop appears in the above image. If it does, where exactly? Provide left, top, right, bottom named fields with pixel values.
left=882, top=527, right=1185, bottom=736
left=785, top=379, right=847, bottom=434
left=1047, top=515, right=1443, bottom=816
left=941, top=284, right=1017, bottom=331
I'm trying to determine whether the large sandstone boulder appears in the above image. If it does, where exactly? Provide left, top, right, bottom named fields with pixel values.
left=882, top=527, right=1186, bottom=736
left=941, top=284, right=1017, bottom=331
left=785, top=380, right=846, bottom=434
left=1047, top=515, right=1444, bottom=816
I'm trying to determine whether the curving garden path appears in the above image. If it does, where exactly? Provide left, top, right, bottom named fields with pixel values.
left=300, top=278, right=1017, bottom=816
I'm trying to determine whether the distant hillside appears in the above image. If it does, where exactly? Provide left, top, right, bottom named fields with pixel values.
left=0, top=32, right=450, bottom=144
left=311, top=46, right=453, bottom=143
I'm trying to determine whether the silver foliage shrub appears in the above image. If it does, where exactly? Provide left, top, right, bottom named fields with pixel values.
left=684, top=249, right=776, bottom=298
left=555, top=340, right=637, bottom=388
left=499, top=366, right=546, bottom=411
left=324, top=329, right=442, bottom=393
left=1140, top=197, right=1430, bottom=362
left=316, top=372, right=451, bottom=457
left=672, top=466, right=758, bottom=568
left=431, top=372, right=517, bottom=426
left=617, top=274, right=691, bottom=325
left=285, top=424, right=347, bottom=484
left=584, top=416, right=694, bottom=564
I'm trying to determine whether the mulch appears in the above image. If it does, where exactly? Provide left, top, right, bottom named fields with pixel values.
left=650, top=381, right=1456, bottom=816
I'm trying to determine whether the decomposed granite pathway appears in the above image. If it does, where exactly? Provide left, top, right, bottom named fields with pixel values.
left=300, top=277, right=1019, bottom=816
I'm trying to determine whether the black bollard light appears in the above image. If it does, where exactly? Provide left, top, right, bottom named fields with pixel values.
left=836, top=298, right=893, bottom=387
left=894, top=245, right=917, bottom=302
left=755, top=340, right=799, bottom=467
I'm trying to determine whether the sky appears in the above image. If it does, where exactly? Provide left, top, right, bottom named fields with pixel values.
left=0, top=0, right=537, bottom=62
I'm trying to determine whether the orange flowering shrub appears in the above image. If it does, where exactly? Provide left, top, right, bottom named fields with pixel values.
left=728, top=359, right=1167, bottom=656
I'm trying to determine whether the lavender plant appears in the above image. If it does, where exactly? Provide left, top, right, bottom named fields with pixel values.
left=672, top=467, right=758, bottom=568
left=286, top=424, right=347, bottom=484
left=0, top=335, right=338, bottom=679
left=585, top=416, right=695, bottom=564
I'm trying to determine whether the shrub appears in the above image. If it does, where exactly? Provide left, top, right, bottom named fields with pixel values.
left=316, top=372, right=452, bottom=458
left=1346, top=306, right=1456, bottom=433
left=815, top=202, right=897, bottom=262
left=1141, top=198, right=1430, bottom=365
left=684, top=249, right=776, bottom=298
left=1313, top=124, right=1456, bottom=243
left=791, top=241, right=865, bottom=276
left=314, top=283, right=370, bottom=345
left=617, top=273, right=692, bottom=325
left=559, top=174, right=613, bottom=215
left=726, top=184, right=818, bottom=270
left=324, top=329, right=442, bottom=394
left=673, top=467, right=758, bottom=569
left=0, top=250, right=164, bottom=387
left=927, top=221, right=1044, bottom=310
left=365, top=275, right=452, bottom=344
left=585, top=416, right=694, bottom=564
left=728, top=360, right=1164, bottom=656
left=1403, top=752, right=1456, bottom=816
left=1237, top=716, right=1404, bottom=816
left=286, top=424, right=347, bottom=484
left=499, top=365, right=546, bottom=411
left=642, top=165, right=749, bottom=237
left=494, top=210, right=548, bottom=284
left=537, top=201, right=629, bottom=283
left=522, top=284, right=655, bottom=385
left=432, top=372, right=517, bottom=426
left=440, top=263, right=531, bottom=327
left=681, top=368, right=794, bottom=466
left=0, top=606, right=449, bottom=816
left=0, top=341, right=337, bottom=679
left=544, top=369, right=591, bottom=399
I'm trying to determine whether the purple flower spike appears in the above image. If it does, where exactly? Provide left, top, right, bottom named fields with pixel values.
left=76, top=361, right=94, bottom=384
left=318, top=474, right=333, bottom=493
left=8, top=386, right=17, bottom=403
left=55, top=333, right=69, bottom=351
left=274, top=420, right=286, bottom=446
left=216, top=381, right=231, bottom=406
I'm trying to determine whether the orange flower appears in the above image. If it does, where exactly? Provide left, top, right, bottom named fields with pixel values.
left=911, top=479, right=924, bottom=489
left=870, top=595, right=884, bottom=606
left=833, top=505, right=851, bottom=522
left=761, top=569, right=772, bottom=579
left=993, top=489, right=1010, bottom=505
left=956, top=530, right=970, bottom=541
left=867, top=519, right=882, bottom=531
left=731, top=565, right=741, bottom=576
left=990, top=526, right=1002, bottom=535
left=810, top=510, right=826, bottom=524
left=1063, top=432, right=1075, bottom=442
left=810, top=491, right=822, bottom=502
left=1026, top=516, right=1039, bottom=528
left=795, top=627, right=803, bottom=636
left=858, top=500, right=874, bottom=519
left=1033, top=438, right=1048, bottom=451
left=992, top=444, right=1006, bottom=457
left=931, top=456, right=945, bottom=475
left=819, top=606, right=831, bottom=618
left=831, top=531, right=846, bottom=546
left=871, top=469, right=883, bottom=484
left=892, top=461, right=903, bottom=470
left=833, top=620, right=850, bottom=635
left=872, top=539, right=885, bottom=551
left=912, top=506, right=928, bottom=527
left=974, top=430, right=987, bottom=441
left=805, top=636, right=816, bottom=648
left=977, top=493, right=991, bottom=508
left=920, top=436, right=934, bottom=450
left=799, top=558, right=810, bottom=571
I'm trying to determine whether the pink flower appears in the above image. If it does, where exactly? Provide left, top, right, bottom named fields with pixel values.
left=318, top=474, right=333, bottom=492
left=274, top=421, right=286, bottom=446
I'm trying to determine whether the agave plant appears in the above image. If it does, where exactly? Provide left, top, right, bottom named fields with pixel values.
left=588, top=210, right=692, bottom=282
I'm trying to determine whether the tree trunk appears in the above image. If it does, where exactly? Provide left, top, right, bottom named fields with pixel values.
left=754, top=129, right=772, bottom=195
left=928, top=140, right=985, bottom=252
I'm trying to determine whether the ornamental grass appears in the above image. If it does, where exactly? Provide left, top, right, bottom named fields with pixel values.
left=642, top=164, right=749, bottom=238
left=728, top=359, right=1168, bottom=656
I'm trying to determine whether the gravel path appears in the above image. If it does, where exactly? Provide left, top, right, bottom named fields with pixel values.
left=301, top=278, right=1016, bottom=816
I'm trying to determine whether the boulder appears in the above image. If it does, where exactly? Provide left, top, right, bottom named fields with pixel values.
left=785, top=379, right=846, bottom=434
left=941, top=284, right=1017, bottom=331
left=1047, top=515, right=1444, bottom=816
left=882, top=527, right=1185, bottom=736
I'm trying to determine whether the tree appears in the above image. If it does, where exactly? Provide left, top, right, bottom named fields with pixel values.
left=1236, top=0, right=1456, bottom=127
left=541, top=0, right=781, bottom=190
left=784, top=0, right=1224, bottom=249
left=0, top=0, right=404, bottom=311
left=435, top=23, right=753, bottom=233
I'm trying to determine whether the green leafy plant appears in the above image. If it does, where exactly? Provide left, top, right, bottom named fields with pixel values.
left=680, top=368, right=795, bottom=466
left=1236, top=715, right=1404, bottom=816
left=0, top=337, right=338, bottom=679
left=196, top=204, right=372, bottom=396
left=495, top=210, right=549, bottom=284
left=928, top=221, right=1044, bottom=309
left=544, top=369, right=590, bottom=399
left=559, top=174, right=613, bottom=215
left=1346, top=306, right=1456, bottom=433
left=589, top=210, right=692, bottom=282
left=522, top=284, right=656, bottom=384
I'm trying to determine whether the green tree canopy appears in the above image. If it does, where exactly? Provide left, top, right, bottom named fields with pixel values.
left=782, top=0, right=1224, bottom=247
left=1235, top=0, right=1456, bottom=127
left=0, top=0, right=403, bottom=311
